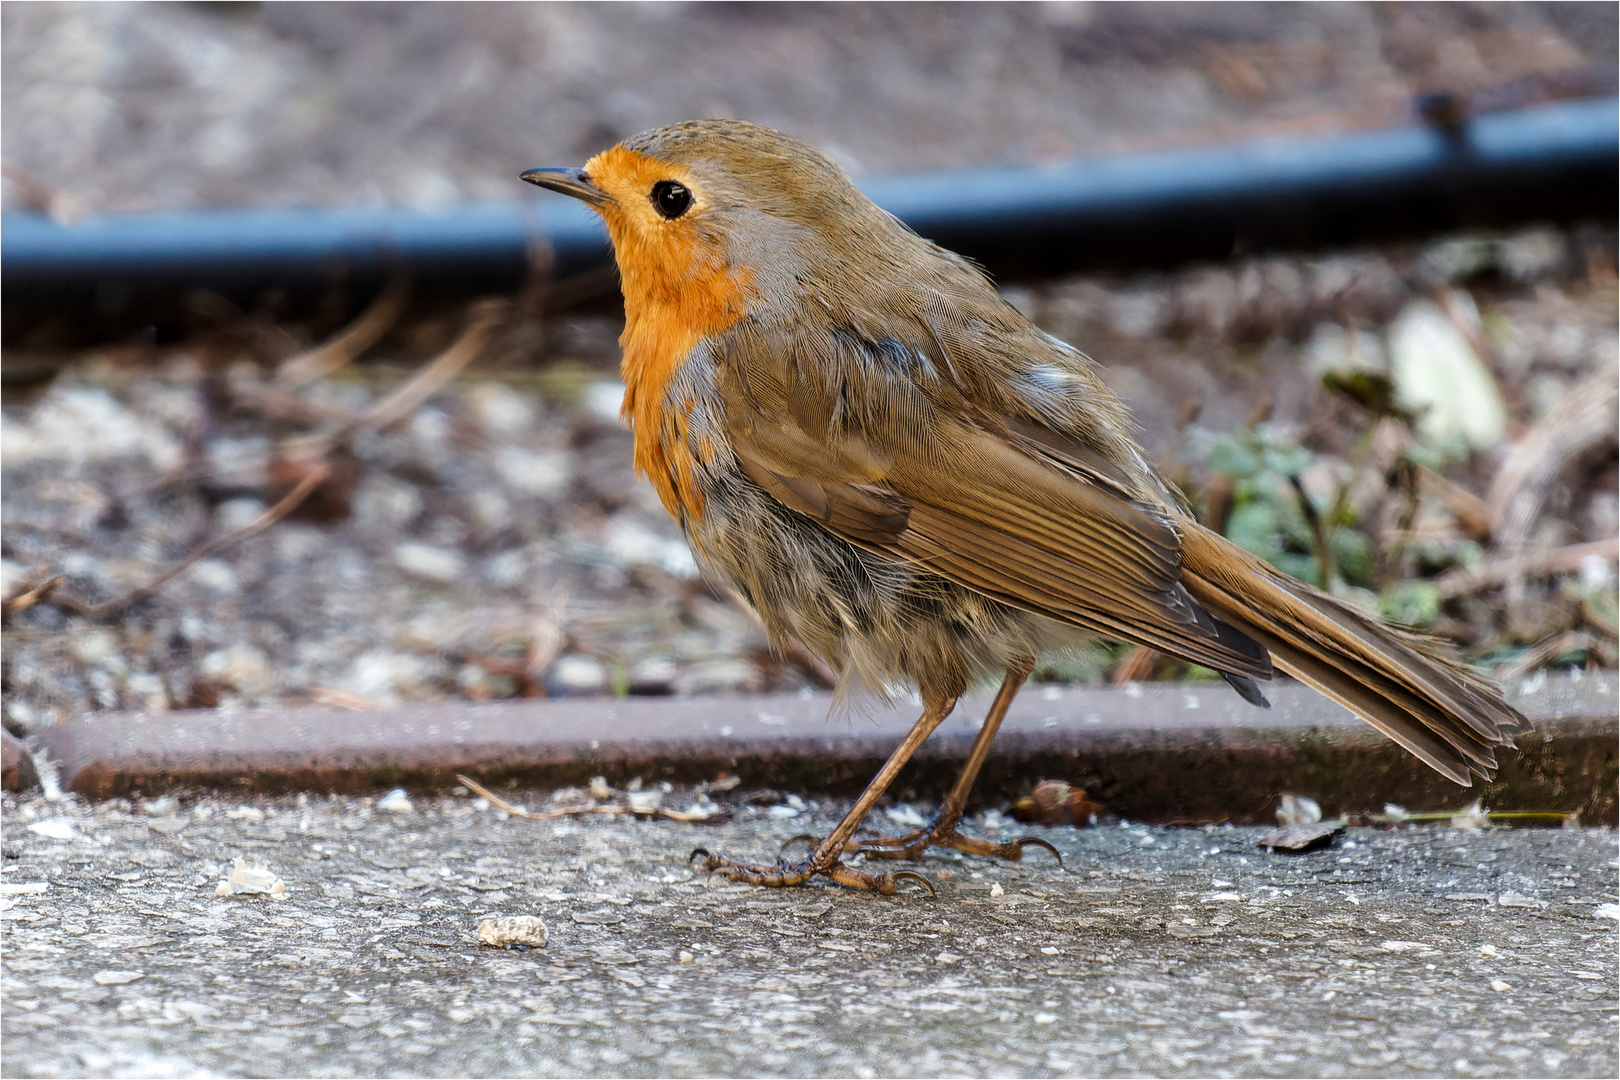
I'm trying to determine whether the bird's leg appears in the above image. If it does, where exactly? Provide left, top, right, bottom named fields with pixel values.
left=692, top=690, right=958, bottom=894
left=841, top=657, right=1061, bottom=866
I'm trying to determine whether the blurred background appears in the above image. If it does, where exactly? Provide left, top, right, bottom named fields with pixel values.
left=2, top=2, right=1616, bottom=732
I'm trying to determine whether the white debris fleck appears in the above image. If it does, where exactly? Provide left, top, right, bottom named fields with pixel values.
left=626, top=789, right=662, bottom=814
left=1479, top=944, right=1499, bottom=956
left=1034, top=1012, right=1058, bottom=1025
left=1276, top=794, right=1322, bottom=826
left=885, top=803, right=928, bottom=829
left=477, top=915, right=548, bottom=949
left=0, top=882, right=47, bottom=896
left=934, top=951, right=963, bottom=965
left=225, top=805, right=266, bottom=822
left=1595, top=903, right=1620, bottom=921
left=1450, top=801, right=1489, bottom=829
left=767, top=804, right=801, bottom=820
left=1381, top=940, right=1429, bottom=952
left=1122, top=681, right=1143, bottom=698
left=1489, top=979, right=1511, bottom=993
left=26, top=819, right=75, bottom=840
left=1383, top=803, right=1408, bottom=820
left=92, top=970, right=145, bottom=986
left=990, top=882, right=1004, bottom=898
left=377, top=789, right=414, bottom=814
left=215, top=856, right=286, bottom=899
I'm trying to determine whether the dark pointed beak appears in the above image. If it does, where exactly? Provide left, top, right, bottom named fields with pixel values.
left=520, top=166, right=610, bottom=206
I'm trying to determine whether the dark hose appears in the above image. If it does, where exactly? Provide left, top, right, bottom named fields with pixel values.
left=4, top=97, right=1615, bottom=340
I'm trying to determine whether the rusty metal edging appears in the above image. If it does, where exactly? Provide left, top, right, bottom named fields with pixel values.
left=31, top=672, right=1617, bottom=824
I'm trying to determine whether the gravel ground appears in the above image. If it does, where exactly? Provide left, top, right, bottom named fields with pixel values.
left=2, top=789, right=1615, bottom=1078
left=3, top=222, right=1615, bottom=732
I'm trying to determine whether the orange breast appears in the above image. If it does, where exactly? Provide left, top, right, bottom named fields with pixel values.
left=589, top=147, right=754, bottom=524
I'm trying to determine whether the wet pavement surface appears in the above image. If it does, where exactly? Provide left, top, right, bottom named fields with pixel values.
left=2, top=790, right=1615, bottom=1078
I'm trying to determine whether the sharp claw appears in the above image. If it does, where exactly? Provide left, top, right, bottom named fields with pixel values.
left=1017, top=836, right=1064, bottom=867
left=778, top=834, right=818, bottom=855
left=689, top=847, right=714, bottom=866
left=890, top=870, right=937, bottom=898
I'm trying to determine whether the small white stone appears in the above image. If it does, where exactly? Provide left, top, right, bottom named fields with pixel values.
left=92, top=970, right=144, bottom=986
left=477, top=915, right=548, bottom=949
left=393, top=542, right=465, bottom=584
left=583, top=381, right=627, bottom=423
left=26, top=819, right=74, bottom=840
left=494, top=446, right=571, bottom=499
left=377, top=789, right=414, bottom=815
left=462, top=383, right=536, bottom=437
left=551, top=654, right=606, bottom=694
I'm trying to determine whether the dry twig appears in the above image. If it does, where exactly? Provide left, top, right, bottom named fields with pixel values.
left=1495, top=630, right=1596, bottom=683
left=1, top=574, right=61, bottom=619
left=78, top=464, right=332, bottom=620
left=357, top=299, right=508, bottom=432
left=1488, top=359, right=1619, bottom=550
left=1434, top=538, right=1619, bottom=600
left=456, top=774, right=730, bottom=825
left=275, top=274, right=411, bottom=389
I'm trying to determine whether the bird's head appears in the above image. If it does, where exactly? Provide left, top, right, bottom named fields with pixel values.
left=522, top=119, right=901, bottom=319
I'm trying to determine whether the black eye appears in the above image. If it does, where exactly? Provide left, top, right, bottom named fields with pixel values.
left=651, top=180, right=692, bottom=219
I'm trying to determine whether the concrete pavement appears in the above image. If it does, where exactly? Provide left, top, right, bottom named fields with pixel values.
left=2, top=788, right=1615, bottom=1078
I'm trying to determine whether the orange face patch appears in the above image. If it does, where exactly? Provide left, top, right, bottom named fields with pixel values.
left=582, top=146, right=754, bottom=523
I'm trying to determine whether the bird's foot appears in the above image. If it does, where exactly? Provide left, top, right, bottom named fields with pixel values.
left=788, top=820, right=1062, bottom=866
left=690, top=848, right=934, bottom=896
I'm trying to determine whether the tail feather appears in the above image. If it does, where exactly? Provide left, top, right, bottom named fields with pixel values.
left=1180, top=525, right=1531, bottom=786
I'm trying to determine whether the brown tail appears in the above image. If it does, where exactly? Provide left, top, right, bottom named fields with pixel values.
left=1180, top=524, right=1531, bottom=786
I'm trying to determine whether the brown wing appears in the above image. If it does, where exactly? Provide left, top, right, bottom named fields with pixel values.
left=717, top=364, right=1271, bottom=679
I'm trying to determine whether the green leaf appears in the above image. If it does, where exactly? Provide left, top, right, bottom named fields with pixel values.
left=1273, top=552, right=1320, bottom=586
left=1208, top=434, right=1261, bottom=480
left=1380, top=581, right=1441, bottom=628
left=1226, top=502, right=1281, bottom=559
left=1330, top=528, right=1374, bottom=586
left=1260, top=441, right=1312, bottom=478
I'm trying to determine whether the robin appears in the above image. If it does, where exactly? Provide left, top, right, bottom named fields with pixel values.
left=521, top=120, right=1529, bottom=896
